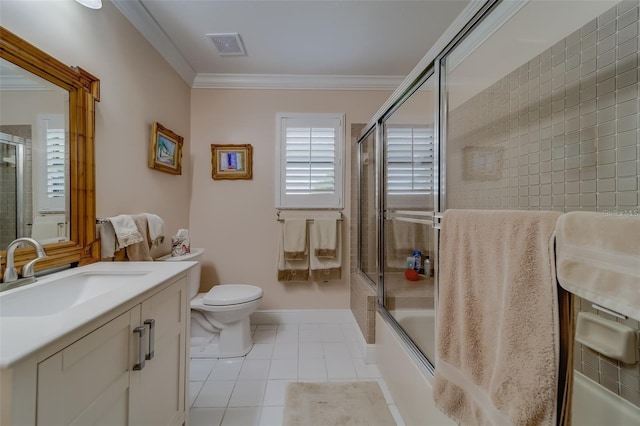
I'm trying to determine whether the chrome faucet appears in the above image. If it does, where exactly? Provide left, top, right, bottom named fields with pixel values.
left=3, top=237, right=47, bottom=284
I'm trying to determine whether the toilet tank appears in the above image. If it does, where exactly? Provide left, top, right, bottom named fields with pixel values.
left=156, top=248, right=205, bottom=299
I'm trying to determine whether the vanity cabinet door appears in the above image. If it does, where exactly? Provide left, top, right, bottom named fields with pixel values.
left=130, top=278, right=187, bottom=426
left=36, top=307, right=139, bottom=425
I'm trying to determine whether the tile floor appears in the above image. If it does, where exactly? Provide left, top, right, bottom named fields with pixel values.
left=188, top=322, right=405, bottom=426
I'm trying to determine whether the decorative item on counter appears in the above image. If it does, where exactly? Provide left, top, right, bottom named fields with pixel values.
left=171, top=228, right=191, bottom=257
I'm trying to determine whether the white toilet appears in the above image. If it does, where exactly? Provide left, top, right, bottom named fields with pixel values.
left=157, top=248, right=263, bottom=358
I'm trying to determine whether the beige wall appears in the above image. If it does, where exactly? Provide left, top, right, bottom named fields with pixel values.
left=0, top=0, right=192, bottom=254
left=190, top=89, right=390, bottom=309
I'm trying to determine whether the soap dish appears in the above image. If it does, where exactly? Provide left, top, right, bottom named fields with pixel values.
left=575, top=312, right=638, bottom=364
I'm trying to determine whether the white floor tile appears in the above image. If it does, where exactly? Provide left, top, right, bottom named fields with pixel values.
left=190, top=358, right=217, bottom=381
left=323, top=342, right=351, bottom=359
left=228, top=380, right=266, bottom=407
left=320, top=323, right=345, bottom=342
left=209, top=358, right=243, bottom=381
left=325, top=357, right=357, bottom=379
left=298, top=342, right=324, bottom=359
left=189, top=407, right=225, bottom=426
left=245, top=344, right=274, bottom=360
left=268, top=358, right=298, bottom=380
left=298, top=358, right=328, bottom=380
left=193, top=381, right=235, bottom=408
left=253, top=329, right=277, bottom=344
left=272, top=343, right=298, bottom=360
left=299, top=324, right=322, bottom=342
left=238, top=359, right=270, bottom=381
left=346, top=339, right=363, bottom=358
left=189, top=381, right=205, bottom=407
left=258, top=406, right=284, bottom=426
left=388, top=404, right=406, bottom=426
left=275, top=330, right=298, bottom=343
left=221, top=407, right=261, bottom=426
left=262, top=380, right=291, bottom=406
left=352, top=357, right=382, bottom=379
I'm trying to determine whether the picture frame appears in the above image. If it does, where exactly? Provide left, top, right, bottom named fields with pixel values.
left=211, top=144, right=253, bottom=180
left=149, top=122, right=183, bottom=175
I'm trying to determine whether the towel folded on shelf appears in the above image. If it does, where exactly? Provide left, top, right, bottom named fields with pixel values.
left=310, top=220, right=341, bottom=281
left=555, top=211, right=640, bottom=321
left=312, top=219, right=338, bottom=258
left=109, top=214, right=144, bottom=248
left=277, top=225, right=309, bottom=281
left=283, top=219, right=307, bottom=260
left=126, top=214, right=153, bottom=261
left=434, top=209, right=562, bottom=426
left=142, top=212, right=165, bottom=245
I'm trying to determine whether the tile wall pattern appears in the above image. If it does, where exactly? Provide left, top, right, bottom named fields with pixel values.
left=447, top=1, right=640, bottom=408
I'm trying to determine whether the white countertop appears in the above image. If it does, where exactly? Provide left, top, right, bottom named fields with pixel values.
left=0, top=261, right=196, bottom=368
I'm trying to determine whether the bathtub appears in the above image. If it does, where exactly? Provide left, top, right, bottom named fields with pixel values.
left=571, top=371, right=640, bottom=425
left=389, top=309, right=436, bottom=363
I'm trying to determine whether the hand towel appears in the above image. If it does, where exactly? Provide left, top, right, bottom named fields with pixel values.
left=125, top=214, right=153, bottom=261
left=108, top=214, right=143, bottom=248
left=312, top=219, right=337, bottom=258
left=434, top=209, right=562, bottom=426
left=310, top=221, right=341, bottom=281
left=99, top=221, right=117, bottom=259
left=283, top=219, right=307, bottom=260
left=277, top=223, right=309, bottom=281
left=555, top=211, right=640, bottom=321
left=142, top=212, right=165, bottom=244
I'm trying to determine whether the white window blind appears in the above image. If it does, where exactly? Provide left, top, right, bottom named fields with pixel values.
left=385, top=126, right=434, bottom=195
left=46, top=128, right=65, bottom=200
left=277, top=114, right=344, bottom=208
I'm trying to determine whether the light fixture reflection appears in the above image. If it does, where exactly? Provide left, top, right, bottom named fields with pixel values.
left=75, top=0, right=102, bottom=9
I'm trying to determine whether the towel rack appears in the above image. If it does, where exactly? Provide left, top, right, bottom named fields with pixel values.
left=276, top=211, right=343, bottom=222
left=96, top=218, right=108, bottom=224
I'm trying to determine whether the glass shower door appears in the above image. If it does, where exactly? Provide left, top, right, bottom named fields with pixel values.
left=382, top=73, right=437, bottom=364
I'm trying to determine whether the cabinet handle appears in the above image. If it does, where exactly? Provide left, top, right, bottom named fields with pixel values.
left=144, top=318, right=155, bottom=360
left=133, top=326, right=146, bottom=370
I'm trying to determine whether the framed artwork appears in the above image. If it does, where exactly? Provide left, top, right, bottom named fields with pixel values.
left=149, top=122, right=183, bottom=175
left=211, top=144, right=253, bottom=180
left=462, top=146, right=504, bottom=181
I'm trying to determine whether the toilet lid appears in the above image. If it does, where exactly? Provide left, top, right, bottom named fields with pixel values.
left=203, top=284, right=263, bottom=306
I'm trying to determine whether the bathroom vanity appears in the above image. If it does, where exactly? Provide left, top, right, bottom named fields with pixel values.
left=0, top=261, right=196, bottom=425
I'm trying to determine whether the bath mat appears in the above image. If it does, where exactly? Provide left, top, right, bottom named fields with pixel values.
left=283, top=381, right=396, bottom=426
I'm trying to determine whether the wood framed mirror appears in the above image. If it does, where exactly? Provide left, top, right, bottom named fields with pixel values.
left=0, top=26, right=100, bottom=275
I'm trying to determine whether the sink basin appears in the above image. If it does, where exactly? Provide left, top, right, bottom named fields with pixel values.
left=0, top=271, right=151, bottom=317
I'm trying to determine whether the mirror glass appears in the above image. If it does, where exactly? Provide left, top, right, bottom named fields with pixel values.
left=0, top=57, right=70, bottom=248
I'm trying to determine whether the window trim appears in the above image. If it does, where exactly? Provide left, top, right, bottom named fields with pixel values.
left=275, top=112, right=345, bottom=209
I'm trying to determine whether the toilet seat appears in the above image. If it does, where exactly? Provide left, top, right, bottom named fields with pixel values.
left=202, top=284, right=263, bottom=306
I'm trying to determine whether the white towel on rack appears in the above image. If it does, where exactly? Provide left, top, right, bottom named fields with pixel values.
left=310, top=221, right=341, bottom=281
left=108, top=214, right=143, bottom=248
left=283, top=219, right=307, bottom=260
left=312, top=219, right=337, bottom=258
left=277, top=224, right=309, bottom=281
left=99, top=221, right=117, bottom=258
left=142, top=212, right=165, bottom=243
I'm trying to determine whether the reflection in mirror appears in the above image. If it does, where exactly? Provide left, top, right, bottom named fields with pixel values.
left=0, top=57, right=70, bottom=248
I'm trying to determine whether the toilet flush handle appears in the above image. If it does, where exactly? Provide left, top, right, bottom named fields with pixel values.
left=144, top=319, right=156, bottom=360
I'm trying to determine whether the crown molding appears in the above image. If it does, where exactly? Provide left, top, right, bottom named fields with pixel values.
left=192, top=73, right=403, bottom=90
left=111, top=0, right=196, bottom=85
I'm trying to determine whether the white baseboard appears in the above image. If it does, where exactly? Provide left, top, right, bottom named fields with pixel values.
left=250, top=309, right=376, bottom=364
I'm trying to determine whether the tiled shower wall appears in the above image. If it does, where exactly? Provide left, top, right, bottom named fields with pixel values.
left=446, top=1, right=640, bottom=408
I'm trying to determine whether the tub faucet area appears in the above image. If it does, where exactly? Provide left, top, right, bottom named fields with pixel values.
left=1, top=237, right=47, bottom=290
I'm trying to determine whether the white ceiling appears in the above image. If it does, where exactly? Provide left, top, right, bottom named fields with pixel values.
left=113, top=0, right=470, bottom=88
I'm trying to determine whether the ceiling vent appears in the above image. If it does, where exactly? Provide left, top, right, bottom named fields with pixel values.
left=207, top=33, right=246, bottom=56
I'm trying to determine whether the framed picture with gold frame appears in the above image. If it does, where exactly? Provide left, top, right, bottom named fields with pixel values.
left=211, top=144, right=253, bottom=180
left=149, top=122, right=183, bottom=175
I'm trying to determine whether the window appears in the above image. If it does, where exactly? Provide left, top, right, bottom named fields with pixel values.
left=276, top=113, right=344, bottom=208
left=385, top=125, right=434, bottom=195
left=37, top=114, right=66, bottom=212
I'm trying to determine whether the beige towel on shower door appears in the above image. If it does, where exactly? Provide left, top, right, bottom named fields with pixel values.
left=434, top=209, right=562, bottom=426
